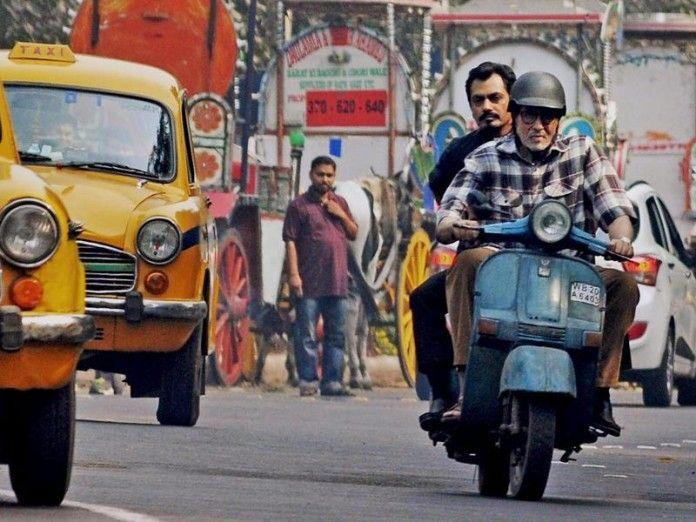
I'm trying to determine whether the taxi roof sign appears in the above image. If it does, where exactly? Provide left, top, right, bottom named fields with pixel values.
left=9, top=42, right=76, bottom=63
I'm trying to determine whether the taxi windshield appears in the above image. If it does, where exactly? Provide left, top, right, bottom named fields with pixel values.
left=5, top=85, right=174, bottom=181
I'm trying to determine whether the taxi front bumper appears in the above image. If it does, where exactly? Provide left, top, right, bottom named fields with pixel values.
left=85, top=294, right=207, bottom=323
left=0, top=306, right=96, bottom=351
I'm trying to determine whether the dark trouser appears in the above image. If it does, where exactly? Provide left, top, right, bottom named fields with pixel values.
left=411, top=270, right=458, bottom=403
left=293, top=296, right=347, bottom=385
left=411, top=270, right=453, bottom=375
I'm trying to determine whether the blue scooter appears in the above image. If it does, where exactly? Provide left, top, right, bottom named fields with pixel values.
left=445, top=197, right=628, bottom=501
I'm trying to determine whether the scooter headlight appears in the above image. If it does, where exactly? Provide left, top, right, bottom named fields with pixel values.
left=137, top=218, right=181, bottom=265
left=0, top=202, right=59, bottom=267
left=530, top=200, right=572, bottom=244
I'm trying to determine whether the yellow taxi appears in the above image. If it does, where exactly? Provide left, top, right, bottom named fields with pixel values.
left=0, top=45, right=96, bottom=506
left=0, top=43, right=218, bottom=427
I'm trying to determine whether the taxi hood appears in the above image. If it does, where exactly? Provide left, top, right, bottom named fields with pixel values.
left=34, top=168, right=186, bottom=249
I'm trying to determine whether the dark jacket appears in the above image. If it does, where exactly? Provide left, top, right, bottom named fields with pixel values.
left=428, top=126, right=498, bottom=204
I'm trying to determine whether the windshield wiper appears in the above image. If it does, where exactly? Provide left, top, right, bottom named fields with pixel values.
left=58, top=161, right=153, bottom=178
left=18, top=151, right=54, bottom=162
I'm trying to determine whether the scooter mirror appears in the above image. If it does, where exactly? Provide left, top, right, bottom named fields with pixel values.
left=465, top=190, right=513, bottom=219
left=466, top=189, right=490, bottom=209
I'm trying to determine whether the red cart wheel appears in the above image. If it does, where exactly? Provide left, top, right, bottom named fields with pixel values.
left=213, top=230, right=254, bottom=386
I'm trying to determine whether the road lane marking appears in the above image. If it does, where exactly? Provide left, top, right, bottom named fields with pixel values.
left=581, top=464, right=606, bottom=468
left=0, top=489, right=161, bottom=521
left=602, top=445, right=623, bottom=449
left=683, top=439, right=696, bottom=444
left=637, top=445, right=657, bottom=450
left=581, top=444, right=597, bottom=449
left=604, top=474, right=628, bottom=478
left=660, top=443, right=681, bottom=448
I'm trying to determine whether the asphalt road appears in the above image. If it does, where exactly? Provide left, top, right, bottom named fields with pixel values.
left=0, top=387, right=694, bottom=521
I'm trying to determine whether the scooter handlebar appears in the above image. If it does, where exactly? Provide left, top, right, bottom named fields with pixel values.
left=455, top=218, right=632, bottom=262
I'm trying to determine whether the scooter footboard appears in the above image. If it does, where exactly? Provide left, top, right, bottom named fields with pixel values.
left=499, top=345, right=577, bottom=398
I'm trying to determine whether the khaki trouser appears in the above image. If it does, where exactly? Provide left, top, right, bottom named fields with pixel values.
left=445, top=247, right=640, bottom=387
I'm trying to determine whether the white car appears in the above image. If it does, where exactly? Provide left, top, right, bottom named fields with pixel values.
left=601, top=182, right=696, bottom=406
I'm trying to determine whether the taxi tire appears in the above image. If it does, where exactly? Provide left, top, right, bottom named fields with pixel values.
left=157, top=324, right=202, bottom=427
left=8, top=381, right=74, bottom=506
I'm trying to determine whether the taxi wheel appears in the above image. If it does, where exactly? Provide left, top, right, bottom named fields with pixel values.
left=8, top=381, right=74, bottom=506
left=213, top=229, right=254, bottom=386
left=396, top=229, right=431, bottom=387
left=157, top=324, right=202, bottom=426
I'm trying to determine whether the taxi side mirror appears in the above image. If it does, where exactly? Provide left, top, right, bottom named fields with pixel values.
left=189, top=184, right=201, bottom=196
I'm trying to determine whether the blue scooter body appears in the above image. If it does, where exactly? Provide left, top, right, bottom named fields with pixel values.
left=458, top=250, right=605, bottom=451
left=453, top=213, right=613, bottom=454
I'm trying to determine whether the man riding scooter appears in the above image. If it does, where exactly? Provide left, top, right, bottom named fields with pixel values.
left=436, top=71, right=640, bottom=436
left=413, top=62, right=516, bottom=432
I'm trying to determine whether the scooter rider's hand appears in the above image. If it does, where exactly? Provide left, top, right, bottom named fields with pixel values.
left=608, top=236, right=634, bottom=259
left=436, top=216, right=481, bottom=243
left=452, top=219, right=482, bottom=241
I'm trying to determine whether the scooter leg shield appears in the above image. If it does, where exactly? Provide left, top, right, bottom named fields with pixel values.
left=458, top=344, right=508, bottom=443
left=499, top=346, right=577, bottom=398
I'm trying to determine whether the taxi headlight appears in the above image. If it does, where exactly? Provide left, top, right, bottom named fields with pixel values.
left=137, top=218, right=181, bottom=265
left=0, top=202, right=59, bottom=267
left=530, top=200, right=572, bottom=244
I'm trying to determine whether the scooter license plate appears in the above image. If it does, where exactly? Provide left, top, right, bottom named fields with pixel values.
left=570, top=282, right=601, bottom=307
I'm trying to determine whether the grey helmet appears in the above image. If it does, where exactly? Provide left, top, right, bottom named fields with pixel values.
left=510, top=71, right=566, bottom=116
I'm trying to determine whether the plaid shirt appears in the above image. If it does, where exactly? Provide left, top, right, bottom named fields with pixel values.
left=437, top=133, right=635, bottom=251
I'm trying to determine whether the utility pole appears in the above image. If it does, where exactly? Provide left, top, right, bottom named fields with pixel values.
left=239, top=0, right=257, bottom=195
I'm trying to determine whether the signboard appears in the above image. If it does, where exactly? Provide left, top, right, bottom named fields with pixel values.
left=306, top=90, right=387, bottom=127
left=560, top=116, right=597, bottom=141
left=281, top=26, right=392, bottom=131
left=431, top=112, right=469, bottom=162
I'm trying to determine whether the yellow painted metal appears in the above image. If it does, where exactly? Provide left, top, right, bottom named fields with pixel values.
left=9, top=42, right=76, bottom=63
left=0, top=169, right=86, bottom=390
left=0, top=48, right=217, bottom=358
left=396, top=228, right=431, bottom=386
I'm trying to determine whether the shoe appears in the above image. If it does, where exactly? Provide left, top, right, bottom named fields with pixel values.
left=320, top=381, right=355, bottom=397
left=419, top=397, right=449, bottom=432
left=299, top=380, right=318, bottom=397
left=89, top=377, right=114, bottom=396
left=439, top=397, right=463, bottom=426
left=591, top=389, right=621, bottom=437
left=439, top=367, right=467, bottom=427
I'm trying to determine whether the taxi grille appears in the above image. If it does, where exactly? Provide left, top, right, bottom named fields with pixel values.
left=77, top=241, right=137, bottom=294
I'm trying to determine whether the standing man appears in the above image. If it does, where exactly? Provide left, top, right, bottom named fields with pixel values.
left=413, top=62, right=516, bottom=432
left=437, top=72, right=639, bottom=435
left=283, top=156, right=358, bottom=397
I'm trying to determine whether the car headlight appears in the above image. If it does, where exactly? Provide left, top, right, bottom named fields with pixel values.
left=0, top=202, right=59, bottom=267
left=137, top=218, right=181, bottom=265
left=530, top=200, right=572, bottom=244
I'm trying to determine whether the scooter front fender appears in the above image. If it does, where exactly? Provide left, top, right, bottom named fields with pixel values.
left=500, top=345, right=577, bottom=398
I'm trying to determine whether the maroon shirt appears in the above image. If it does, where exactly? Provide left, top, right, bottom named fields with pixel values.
left=283, top=189, right=354, bottom=298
